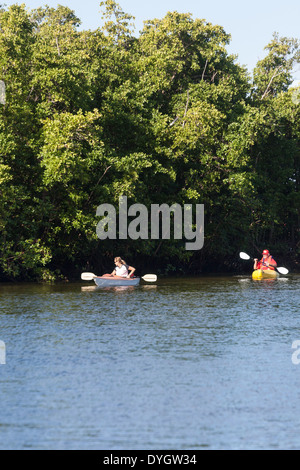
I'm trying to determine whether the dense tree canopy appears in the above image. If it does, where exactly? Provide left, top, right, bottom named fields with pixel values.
left=0, top=1, right=299, bottom=280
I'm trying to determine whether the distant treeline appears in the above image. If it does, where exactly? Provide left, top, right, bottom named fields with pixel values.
left=0, top=1, right=299, bottom=281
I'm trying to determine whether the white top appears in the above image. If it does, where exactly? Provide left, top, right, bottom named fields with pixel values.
left=115, top=265, right=128, bottom=277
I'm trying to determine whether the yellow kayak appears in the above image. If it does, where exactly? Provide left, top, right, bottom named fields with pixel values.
left=252, top=269, right=278, bottom=280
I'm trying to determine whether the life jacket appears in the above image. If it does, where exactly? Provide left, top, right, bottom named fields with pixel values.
left=257, top=255, right=276, bottom=271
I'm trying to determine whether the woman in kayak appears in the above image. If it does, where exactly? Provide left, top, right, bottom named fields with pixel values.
left=253, top=250, right=277, bottom=271
left=103, top=257, right=136, bottom=278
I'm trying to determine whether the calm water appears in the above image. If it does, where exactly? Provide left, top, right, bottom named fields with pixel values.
left=1, top=274, right=300, bottom=450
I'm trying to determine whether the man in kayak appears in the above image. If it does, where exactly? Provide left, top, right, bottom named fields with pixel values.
left=253, top=250, right=277, bottom=271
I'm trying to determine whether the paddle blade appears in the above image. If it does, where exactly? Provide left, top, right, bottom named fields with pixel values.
left=239, top=252, right=251, bottom=260
left=277, top=267, right=289, bottom=275
left=141, top=274, right=157, bottom=282
left=81, top=272, right=97, bottom=280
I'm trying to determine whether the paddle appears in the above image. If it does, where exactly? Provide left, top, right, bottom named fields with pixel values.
left=239, top=252, right=289, bottom=275
left=81, top=272, right=157, bottom=282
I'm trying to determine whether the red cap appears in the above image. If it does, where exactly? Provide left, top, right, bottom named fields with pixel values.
left=262, top=249, right=270, bottom=255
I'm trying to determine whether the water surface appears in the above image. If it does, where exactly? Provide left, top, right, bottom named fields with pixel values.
left=1, top=275, right=300, bottom=449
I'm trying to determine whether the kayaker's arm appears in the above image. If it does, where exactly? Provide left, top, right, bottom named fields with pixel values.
left=127, top=265, right=136, bottom=278
left=253, top=258, right=258, bottom=270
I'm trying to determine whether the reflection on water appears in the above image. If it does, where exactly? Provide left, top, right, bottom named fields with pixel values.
left=1, top=275, right=300, bottom=449
left=81, top=285, right=158, bottom=293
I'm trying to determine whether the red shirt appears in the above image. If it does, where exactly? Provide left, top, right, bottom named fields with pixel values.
left=257, top=255, right=277, bottom=271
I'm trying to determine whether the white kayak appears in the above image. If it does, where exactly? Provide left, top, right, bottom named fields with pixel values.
left=93, top=276, right=140, bottom=287
left=81, top=272, right=157, bottom=287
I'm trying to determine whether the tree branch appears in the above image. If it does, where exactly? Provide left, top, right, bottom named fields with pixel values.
left=201, top=59, right=208, bottom=80
left=87, top=165, right=112, bottom=204
left=261, top=66, right=285, bottom=100
left=182, top=90, right=190, bottom=128
left=56, top=37, right=61, bottom=56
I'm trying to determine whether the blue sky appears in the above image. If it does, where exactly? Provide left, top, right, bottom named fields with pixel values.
left=3, top=0, right=300, bottom=80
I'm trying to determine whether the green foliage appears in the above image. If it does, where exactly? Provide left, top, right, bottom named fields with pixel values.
left=100, top=0, right=135, bottom=42
left=0, top=1, right=299, bottom=280
left=253, top=33, right=300, bottom=100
